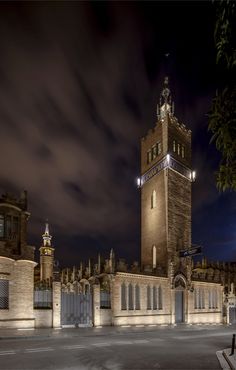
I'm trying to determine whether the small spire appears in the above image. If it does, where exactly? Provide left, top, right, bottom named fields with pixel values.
left=157, top=76, right=174, bottom=119
left=42, top=221, right=52, bottom=247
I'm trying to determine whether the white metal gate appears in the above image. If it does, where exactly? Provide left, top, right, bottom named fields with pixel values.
left=61, top=292, right=93, bottom=327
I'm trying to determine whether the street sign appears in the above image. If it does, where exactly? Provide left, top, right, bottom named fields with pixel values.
left=179, top=246, right=202, bottom=258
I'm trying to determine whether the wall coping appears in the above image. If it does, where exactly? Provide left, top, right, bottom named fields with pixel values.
left=115, top=272, right=168, bottom=281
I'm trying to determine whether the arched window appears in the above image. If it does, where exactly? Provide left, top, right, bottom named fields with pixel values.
left=151, top=190, right=157, bottom=209
left=135, top=284, right=140, bottom=310
left=158, top=286, right=163, bottom=310
left=153, top=286, right=157, bottom=310
left=147, top=285, right=151, bottom=310
left=213, top=290, right=218, bottom=309
left=121, top=283, right=126, bottom=310
left=128, top=283, right=134, bottom=310
left=173, top=140, right=176, bottom=153
left=152, top=246, right=157, bottom=269
left=194, top=288, right=198, bottom=309
left=208, top=290, right=213, bottom=309
left=200, top=289, right=205, bottom=309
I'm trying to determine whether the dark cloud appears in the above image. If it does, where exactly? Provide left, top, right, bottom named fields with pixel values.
left=0, top=2, right=235, bottom=266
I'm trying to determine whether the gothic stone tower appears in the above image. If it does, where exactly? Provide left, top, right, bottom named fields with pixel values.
left=141, top=77, right=194, bottom=274
left=39, top=222, right=54, bottom=282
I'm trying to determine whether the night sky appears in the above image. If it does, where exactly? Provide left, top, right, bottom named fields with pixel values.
left=0, top=2, right=235, bottom=267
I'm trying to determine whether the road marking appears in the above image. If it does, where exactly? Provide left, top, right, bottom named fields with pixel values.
left=114, top=340, right=132, bottom=345
left=0, top=351, right=16, bottom=356
left=121, top=325, right=131, bottom=328
left=92, top=342, right=110, bottom=347
left=173, top=332, right=236, bottom=340
left=133, top=339, right=149, bottom=344
left=25, top=347, right=54, bottom=353
left=135, top=325, right=145, bottom=327
left=63, top=345, right=85, bottom=350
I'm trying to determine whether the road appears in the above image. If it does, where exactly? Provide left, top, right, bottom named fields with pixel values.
left=0, top=325, right=234, bottom=370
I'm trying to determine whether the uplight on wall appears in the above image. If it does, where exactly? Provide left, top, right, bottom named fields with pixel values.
left=136, top=177, right=141, bottom=188
left=166, top=154, right=170, bottom=164
left=191, top=171, right=196, bottom=182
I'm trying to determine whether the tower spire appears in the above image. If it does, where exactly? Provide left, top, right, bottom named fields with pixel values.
left=157, top=76, right=174, bottom=119
left=42, top=221, right=52, bottom=247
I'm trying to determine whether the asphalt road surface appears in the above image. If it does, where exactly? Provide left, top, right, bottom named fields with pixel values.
left=0, top=325, right=234, bottom=370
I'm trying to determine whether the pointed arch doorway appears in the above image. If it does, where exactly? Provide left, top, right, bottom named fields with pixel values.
left=174, top=275, right=186, bottom=323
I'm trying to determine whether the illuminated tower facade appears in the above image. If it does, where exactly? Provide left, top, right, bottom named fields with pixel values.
left=39, top=222, right=54, bottom=281
left=140, top=77, right=194, bottom=274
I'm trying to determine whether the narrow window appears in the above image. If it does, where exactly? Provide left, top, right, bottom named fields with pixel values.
left=128, top=283, right=134, bottom=310
left=194, top=289, right=198, bottom=309
left=151, top=190, right=157, bottom=209
left=147, top=285, right=151, bottom=310
left=152, top=246, right=157, bottom=269
left=0, top=215, right=4, bottom=238
left=0, top=279, right=9, bottom=309
left=200, top=289, right=205, bottom=309
left=213, top=290, right=218, bottom=309
left=153, top=286, right=157, bottom=310
left=208, top=290, right=212, bottom=309
left=147, top=150, right=152, bottom=164
left=177, top=143, right=181, bottom=156
left=152, top=145, right=157, bottom=160
left=121, top=283, right=127, bottom=310
left=12, top=217, right=19, bottom=240
left=135, top=284, right=140, bottom=310
left=181, top=145, right=185, bottom=158
left=173, top=140, right=176, bottom=153
left=158, top=286, right=163, bottom=309
left=157, top=142, right=162, bottom=155
left=6, top=215, right=11, bottom=239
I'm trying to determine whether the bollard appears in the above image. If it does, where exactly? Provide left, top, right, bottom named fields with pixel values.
left=230, top=334, right=235, bottom=356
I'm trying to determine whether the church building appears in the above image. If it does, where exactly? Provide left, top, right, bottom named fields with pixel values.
left=59, top=78, right=224, bottom=327
left=1, top=77, right=231, bottom=329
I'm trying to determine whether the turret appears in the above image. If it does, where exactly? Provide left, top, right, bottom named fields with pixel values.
left=39, top=222, right=54, bottom=282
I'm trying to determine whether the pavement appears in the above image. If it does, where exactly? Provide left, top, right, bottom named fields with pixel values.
left=0, top=324, right=236, bottom=369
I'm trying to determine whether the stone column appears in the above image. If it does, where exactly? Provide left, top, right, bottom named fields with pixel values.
left=52, top=281, right=61, bottom=328
left=93, top=284, right=100, bottom=327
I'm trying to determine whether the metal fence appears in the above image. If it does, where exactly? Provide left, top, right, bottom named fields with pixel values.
left=100, top=290, right=111, bottom=309
left=34, top=289, right=52, bottom=309
left=0, top=279, right=9, bottom=309
left=229, top=306, right=236, bottom=324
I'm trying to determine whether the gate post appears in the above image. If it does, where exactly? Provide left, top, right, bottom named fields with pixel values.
left=93, top=284, right=100, bottom=327
left=52, top=281, right=61, bottom=328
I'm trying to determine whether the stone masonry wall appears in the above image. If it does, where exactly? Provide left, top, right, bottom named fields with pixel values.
left=112, top=272, right=171, bottom=326
left=0, top=256, right=37, bottom=328
left=141, top=170, right=167, bottom=269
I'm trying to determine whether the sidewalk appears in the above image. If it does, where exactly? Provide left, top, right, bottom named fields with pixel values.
left=0, top=323, right=226, bottom=341
left=0, top=327, right=112, bottom=341
left=223, top=348, right=236, bottom=370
